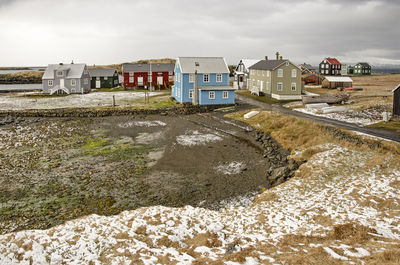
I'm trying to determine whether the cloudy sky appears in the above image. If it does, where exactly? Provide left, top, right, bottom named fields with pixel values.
left=0, top=0, right=399, bottom=66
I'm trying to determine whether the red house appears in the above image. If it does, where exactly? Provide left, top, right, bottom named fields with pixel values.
left=122, top=63, right=175, bottom=89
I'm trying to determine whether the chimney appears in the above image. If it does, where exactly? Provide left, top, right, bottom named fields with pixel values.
left=59, top=63, right=63, bottom=65
left=265, top=56, right=268, bottom=60
left=280, top=56, right=283, bottom=60
left=71, top=60, right=74, bottom=64
left=276, top=52, right=280, bottom=60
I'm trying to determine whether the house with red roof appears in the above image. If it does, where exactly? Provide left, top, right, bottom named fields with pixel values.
left=319, top=58, right=342, bottom=76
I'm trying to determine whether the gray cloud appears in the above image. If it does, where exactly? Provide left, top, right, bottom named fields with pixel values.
left=0, top=0, right=399, bottom=66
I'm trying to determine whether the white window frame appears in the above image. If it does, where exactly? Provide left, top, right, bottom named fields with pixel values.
left=71, top=79, right=76, bottom=86
left=169, top=71, right=173, bottom=75
left=189, top=74, right=194, bottom=83
left=129, top=77, right=134, bottom=83
left=96, top=77, right=100, bottom=80
left=222, top=91, right=228, bottom=99
left=291, top=83, right=297, bottom=91
left=277, top=69, right=283, bottom=77
left=267, top=71, right=270, bottom=77
left=169, top=75, right=173, bottom=82
left=203, top=74, right=209, bottom=83
left=48, top=80, right=53, bottom=86
left=277, top=83, right=283, bottom=91
left=104, top=76, right=108, bottom=80
left=189, top=89, right=194, bottom=99
left=129, top=72, right=134, bottom=76
left=209, top=91, right=215, bottom=99
left=216, top=74, right=222, bottom=83
left=291, top=69, right=297, bottom=78
left=56, top=71, right=63, bottom=77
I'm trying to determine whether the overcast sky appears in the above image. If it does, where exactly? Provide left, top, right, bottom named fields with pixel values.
left=0, top=0, right=399, bottom=66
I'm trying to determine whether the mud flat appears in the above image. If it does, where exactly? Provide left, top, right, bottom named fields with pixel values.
left=0, top=110, right=289, bottom=234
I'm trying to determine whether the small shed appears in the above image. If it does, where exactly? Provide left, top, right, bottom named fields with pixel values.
left=393, top=84, right=400, bottom=116
left=322, top=76, right=353, bottom=89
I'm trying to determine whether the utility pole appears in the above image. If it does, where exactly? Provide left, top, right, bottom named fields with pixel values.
left=149, top=62, right=153, bottom=92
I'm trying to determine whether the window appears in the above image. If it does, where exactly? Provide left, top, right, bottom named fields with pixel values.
left=169, top=71, right=173, bottom=75
left=203, top=74, right=209, bottom=83
left=129, top=72, right=134, bottom=76
left=291, top=69, right=297, bottom=78
left=148, top=75, right=152, bottom=82
left=169, top=75, right=173, bottom=82
left=175, top=87, right=178, bottom=97
left=277, top=83, right=283, bottom=91
left=56, top=71, right=63, bottom=77
left=129, top=77, right=134, bottom=83
left=189, top=89, right=194, bottom=99
left=104, top=77, right=108, bottom=80
left=71, top=79, right=76, bottom=86
left=222, top=91, right=229, bottom=99
left=262, top=71, right=265, bottom=76
left=291, top=83, right=297, bottom=91
left=266, top=82, right=270, bottom=91
left=277, top=69, right=283, bottom=77
left=48, top=80, right=53, bottom=86
left=267, top=71, right=270, bottom=77
left=286, top=62, right=289, bottom=66
left=84, top=78, right=88, bottom=85
left=209, top=91, right=215, bottom=99
left=189, top=74, right=194, bottom=83
left=216, top=74, right=222, bottom=82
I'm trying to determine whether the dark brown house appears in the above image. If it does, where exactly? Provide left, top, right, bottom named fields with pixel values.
left=393, top=84, right=400, bottom=116
left=302, top=73, right=322, bottom=85
left=319, top=57, right=342, bottom=75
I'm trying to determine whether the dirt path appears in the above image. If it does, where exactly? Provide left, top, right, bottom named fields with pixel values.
left=236, top=94, right=400, bottom=143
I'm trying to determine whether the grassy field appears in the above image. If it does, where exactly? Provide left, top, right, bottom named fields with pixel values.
left=236, top=90, right=293, bottom=103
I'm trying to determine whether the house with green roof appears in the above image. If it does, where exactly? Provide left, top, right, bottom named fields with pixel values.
left=248, top=55, right=302, bottom=100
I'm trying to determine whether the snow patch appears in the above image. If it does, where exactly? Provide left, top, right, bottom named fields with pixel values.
left=176, top=130, right=223, bottom=146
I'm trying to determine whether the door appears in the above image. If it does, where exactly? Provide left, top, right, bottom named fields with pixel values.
left=96, top=80, right=101, bottom=88
left=60, top=79, right=65, bottom=88
left=260, top=80, right=263, bottom=91
left=157, top=76, right=163, bottom=85
left=239, top=75, right=244, bottom=89
left=138, top=77, right=143, bottom=86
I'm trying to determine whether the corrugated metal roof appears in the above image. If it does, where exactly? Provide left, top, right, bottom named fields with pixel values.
left=88, top=68, right=117, bottom=77
left=42, top=63, right=86, bottom=79
left=326, top=58, right=341, bottom=65
left=324, top=76, right=353, bottom=82
left=122, top=63, right=174, bottom=73
left=178, top=57, right=229, bottom=74
left=248, top=59, right=287, bottom=70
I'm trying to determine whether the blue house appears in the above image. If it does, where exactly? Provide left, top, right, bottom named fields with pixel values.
left=172, top=57, right=235, bottom=105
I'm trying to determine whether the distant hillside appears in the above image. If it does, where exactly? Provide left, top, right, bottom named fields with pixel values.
left=89, top=58, right=176, bottom=73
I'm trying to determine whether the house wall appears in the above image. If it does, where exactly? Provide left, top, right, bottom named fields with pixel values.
left=199, top=90, right=235, bottom=105
left=394, top=89, right=400, bottom=116
left=249, top=62, right=301, bottom=96
left=322, top=80, right=352, bottom=89
left=42, top=67, right=90, bottom=94
left=91, top=74, right=119, bottom=89
left=353, top=64, right=371, bottom=75
left=172, top=63, right=183, bottom=102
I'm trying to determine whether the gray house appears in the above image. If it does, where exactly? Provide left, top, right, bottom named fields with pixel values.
left=42, top=63, right=91, bottom=95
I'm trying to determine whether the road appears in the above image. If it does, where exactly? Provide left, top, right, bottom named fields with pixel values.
left=236, top=94, right=400, bottom=143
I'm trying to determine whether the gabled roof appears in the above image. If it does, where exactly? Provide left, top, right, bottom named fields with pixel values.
left=177, top=57, right=229, bottom=74
left=325, top=58, right=342, bottom=65
left=122, top=63, right=175, bottom=73
left=239, top=59, right=261, bottom=70
left=88, top=68, right=117, bottom=77
left=392, top=84, right=400, bottom=92
left=42, top=63, right=86, bottom=79
left=356, top=62, right=371, bottom=68
left=300, top=63, right=316, bottom=70
left=324, top=76, right=353, bottom=82
left=248, top=59, right=288, bottom=70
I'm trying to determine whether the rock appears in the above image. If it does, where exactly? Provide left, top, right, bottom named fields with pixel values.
left=270, top=166, right=290, bottom=181
left=288, top=159, right=299, bottom=171
left=226, top=243, right=240, bottom=254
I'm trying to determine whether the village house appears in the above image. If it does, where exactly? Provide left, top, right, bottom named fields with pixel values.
left=322, top=76, right=353, bottom=89
left=302, top=73, right=322, bottom=85
left=393, top=84, right=400, bottom=116
left=122, top=63, right=174, bottom=89
left=88, top=68, right=119, bottom=89
left=353, top=62, right=372, bottom=75
left=42, top=63, right=91, bottom=95
left=233, top=59, right=260, bottom=90
left=248, top=53, right=303, bottom=100
left=298, top=63, right=317, bottom=74
left=319, top=58, right=342, bottom=75
left=341, top=64, right=348, bottom=76
left=172, top=57, right=235, bottom=105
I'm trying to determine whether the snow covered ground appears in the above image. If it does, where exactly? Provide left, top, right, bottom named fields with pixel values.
left=293, top=107, right=388, bottom=126
left=0, top=91, right=162, bottom=110
left=1, top=143, right=399, bottom=264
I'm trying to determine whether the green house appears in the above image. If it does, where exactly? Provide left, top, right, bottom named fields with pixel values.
left=353, top=63, right=371, bottom=75
left=88, top=68, right=119, bottom=89
left=347, top=66, right=354, bottom=75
